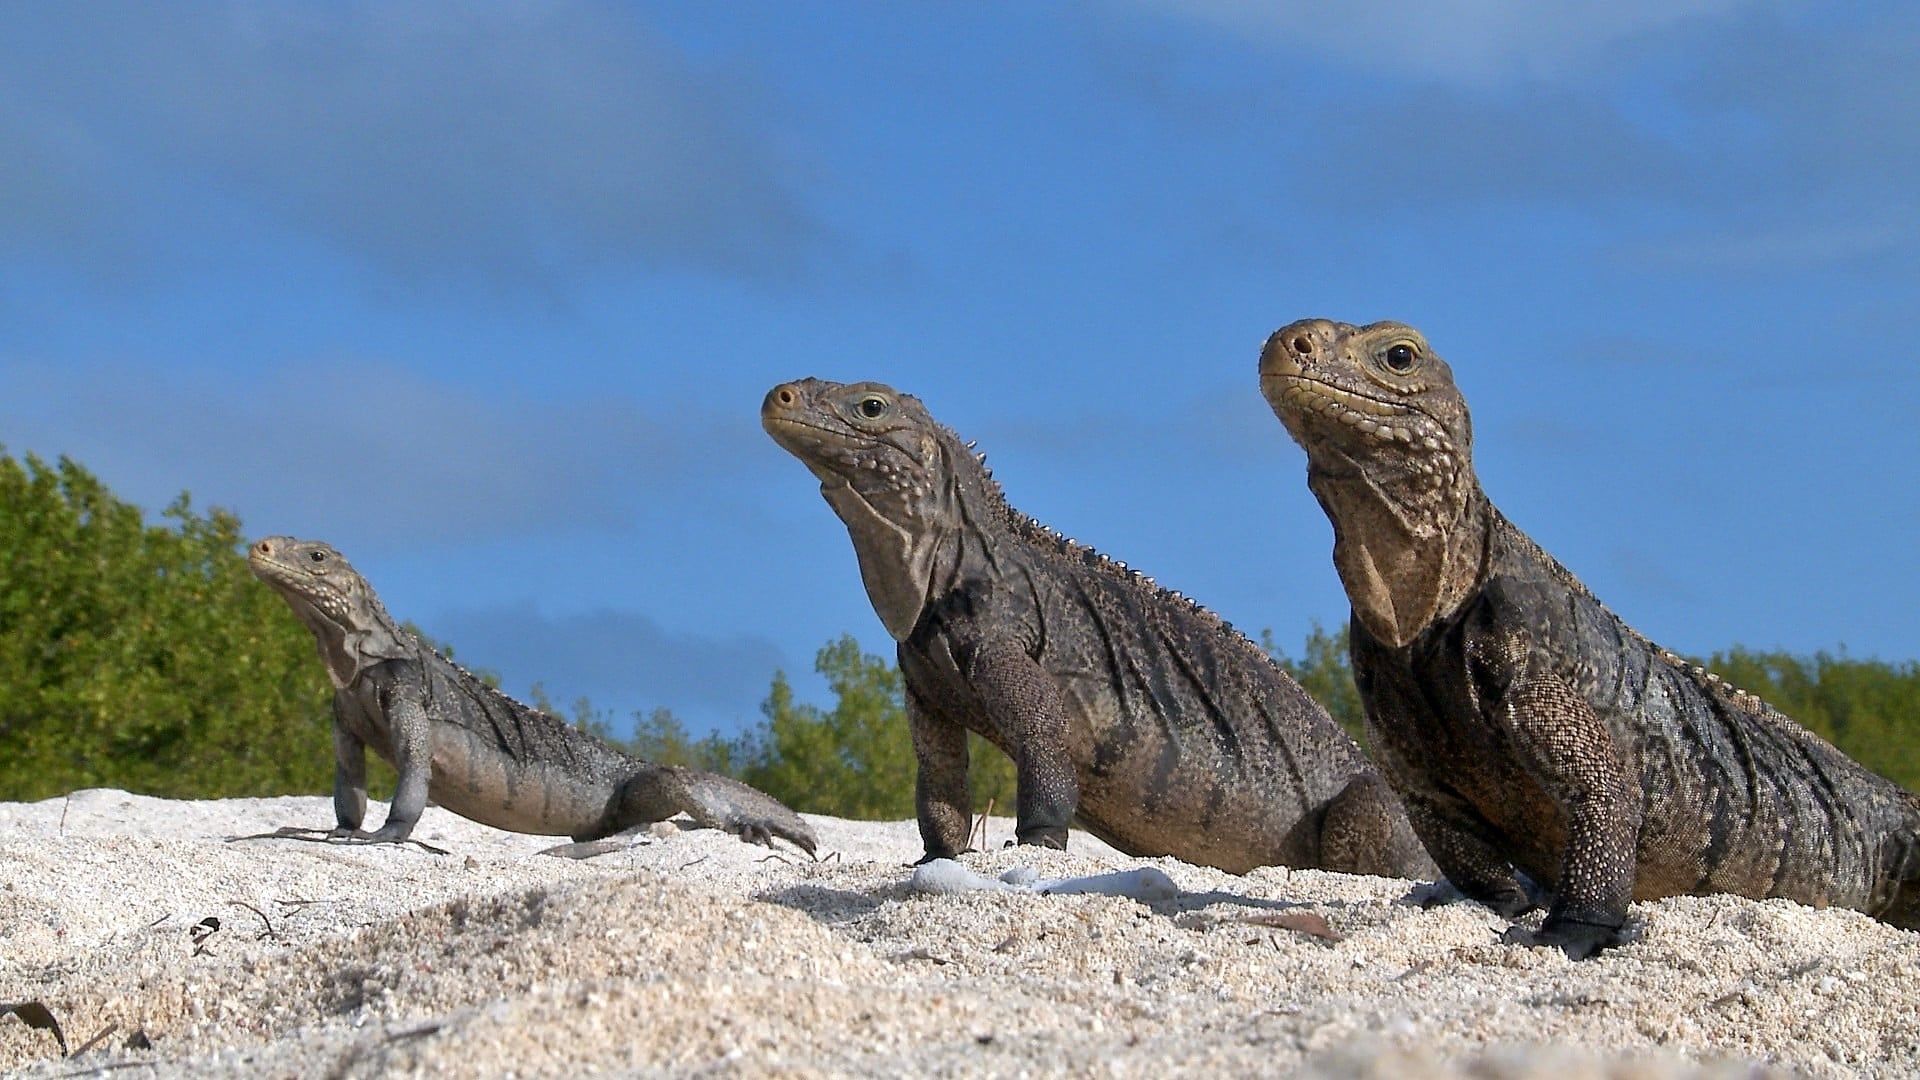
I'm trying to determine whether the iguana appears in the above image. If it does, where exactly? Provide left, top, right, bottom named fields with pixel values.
left=1259, top=318, right=1920, bottom=957
left=249, top=536, right=816, bottom=855
left=762, top=377, right=1433, bottom=877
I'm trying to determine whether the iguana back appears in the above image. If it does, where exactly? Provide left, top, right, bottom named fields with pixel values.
left=765, top=378, right=1432, bottom=876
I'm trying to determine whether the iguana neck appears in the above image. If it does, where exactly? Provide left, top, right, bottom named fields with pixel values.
left=1307, top=446, right=1490, bottom=649
left=286, top=589, right=415, bottom=690
left=832, top=431, right=1018, bottom=641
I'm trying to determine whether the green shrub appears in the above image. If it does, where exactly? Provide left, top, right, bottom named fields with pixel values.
left=0, top=451, right=336, bottom=799
left=5, top=446, right=1915, bottom=812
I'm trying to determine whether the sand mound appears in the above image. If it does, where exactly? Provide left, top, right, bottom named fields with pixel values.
left=2, top=789, right=1915, bottom=1076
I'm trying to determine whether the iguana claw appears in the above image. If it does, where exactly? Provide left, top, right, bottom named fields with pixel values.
left=1013, top=827, right=1068, bottom=850
left=732, top=818, right=818, bottom=858
left=1501, top=917, right=1621, bottom=961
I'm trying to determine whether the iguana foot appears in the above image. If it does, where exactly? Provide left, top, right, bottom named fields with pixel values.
left=1501, top=916, right=1621, bottom=960
left=670, top=771, right=819, bottom=857
left=1405, top=879, right=1463, bottom=908
left=247, top=824, right=378, bottom=843
left=729, top=819, right=816, bottom=856
left=331, top=824, right=415, bottom=845
left=915, top=847, right=978, bottom=865
left=725, top=815, right=819, bottom=857
left=1481, top=887, right=1538, bottom=920
left=1013, top=826, right=1069, bottom=850
left=225, top=825, right=336, bottom=843
left=226, top=825, right=447, bottom=855
left=1411, top=880, right=1536, bottom=919
left=540, top=838, right=630, bottom=860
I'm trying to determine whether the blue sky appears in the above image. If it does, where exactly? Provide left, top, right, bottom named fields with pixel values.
left=3, top=2, right=1915, bottom=737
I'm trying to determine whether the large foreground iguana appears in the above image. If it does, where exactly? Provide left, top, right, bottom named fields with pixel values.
left=250, top=537, right=816, bottom=855
left=762, top=378, right=1433, bottom=877
left=1259, top=318, right=1920, bottom=957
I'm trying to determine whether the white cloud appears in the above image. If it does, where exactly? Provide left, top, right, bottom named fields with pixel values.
left=1133, top=0, right=1756, bottom=86
left=0, top=358, right=764, bottom=546
left=0, top=2, right=822, bottom=284
left=430, top=602, right=784, bottom=722
left=1616, top=213, right=1920, bottom=272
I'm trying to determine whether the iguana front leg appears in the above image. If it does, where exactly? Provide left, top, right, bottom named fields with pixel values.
left=1400, top=788, right=1536, bottom=917
left=1353, top=645, right=1529, bottom=911
left=909, top=684, right=974, bottom=862
left=339, top=692, right=431, bottom=844
left=963, top=639, right=1078, bottom=850
left=329, top=708, right=370, bottom=836
left=1486, top=635, right=1641, bottom=959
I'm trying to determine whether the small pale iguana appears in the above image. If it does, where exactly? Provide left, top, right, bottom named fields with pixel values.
left=1259, top=318, right=1920, bottom=957
left=249, top=537, right=816, bottom=855
left=763, top=378, right=1433, bottom=877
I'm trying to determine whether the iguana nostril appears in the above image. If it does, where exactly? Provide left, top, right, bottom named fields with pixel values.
left=255, top=540, right=272, bottom=556
left=762, top=384, right=802, bottom=417
left=1292, top=336, right=1313, bottom=355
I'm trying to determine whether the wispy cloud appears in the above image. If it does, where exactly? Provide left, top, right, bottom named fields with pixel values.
left=1621, top=215, right=1920, bottom=273
left=1298, top=89, right=1691, bottom=210
left=429, top=602, right=783, bottom=731
left=1679, top=10, right=1920, bottom=202
left=1129, top=0, right=1755, bottom=87
left=1114, top=2, right=1920, bottom=276
left=0, top=358, right=766, bottom=547
left=0, top=2, right=823, bottom=286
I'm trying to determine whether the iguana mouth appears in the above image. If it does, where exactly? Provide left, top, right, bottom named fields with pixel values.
left=249, top=555, right=316, bottom=589
left=762, top=415, right=871, bottom=451
left=1265, top=373, right=1407, bottom=416
left=248, top=549, right=356, bottom=625
left=1265, top=373, right=1444, bottom=447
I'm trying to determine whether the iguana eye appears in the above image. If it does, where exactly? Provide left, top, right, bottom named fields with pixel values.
left=856, top=395, right=889, bottom=420
left=1383, top=343, right=1418, bottom=373
left=309, top=550, right=329, bottom=564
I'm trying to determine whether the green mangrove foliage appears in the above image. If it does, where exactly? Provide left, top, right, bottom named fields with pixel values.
left=3, top=448, right=1916, bottom=810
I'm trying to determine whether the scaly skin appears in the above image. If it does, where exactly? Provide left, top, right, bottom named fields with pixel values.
left=762, top=378, right=1434, bottom=877
left=249, top=537, right=816, bottom=855
left=1259, top=318, right=1920, bottom=957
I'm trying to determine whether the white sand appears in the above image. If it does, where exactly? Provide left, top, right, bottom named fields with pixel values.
left=2, top=789, right=1916, bottom=1077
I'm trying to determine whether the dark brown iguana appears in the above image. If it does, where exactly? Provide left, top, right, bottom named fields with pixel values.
left=1259, top=318, right=1920, bottom=957
left=762, top=378, right=1433, bottom=877
left=249, top=536, right=816, bottom=855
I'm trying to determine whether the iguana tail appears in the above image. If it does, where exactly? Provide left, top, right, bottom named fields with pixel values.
left=1885, top=795, right=1920, bottom=930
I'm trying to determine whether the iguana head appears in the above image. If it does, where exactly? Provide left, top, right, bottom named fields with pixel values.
left=249, top=536, right=411, bottom=689
left=761, top=378, right=967, bottom=641
left=1258, top=319, right=1482, bottom=646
